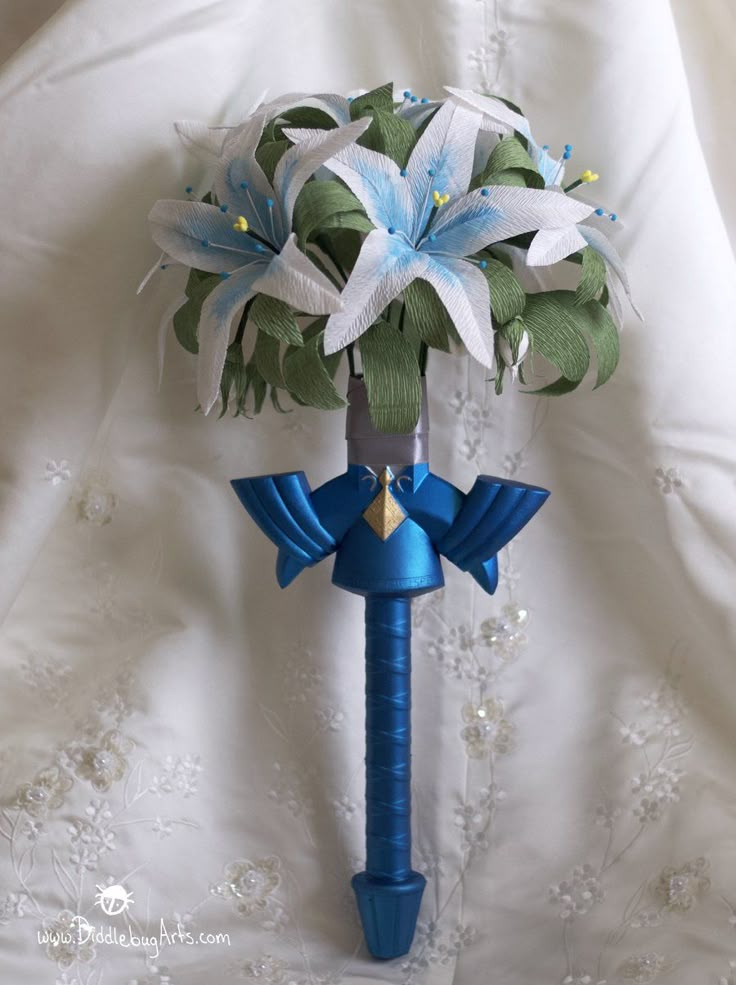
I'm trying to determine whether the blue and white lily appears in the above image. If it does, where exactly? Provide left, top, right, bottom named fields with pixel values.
left=447, top=88, right=639, bottom=319
left=149, top=115, right=371, bottom=413
left=286, top=102, right=594, bottom=364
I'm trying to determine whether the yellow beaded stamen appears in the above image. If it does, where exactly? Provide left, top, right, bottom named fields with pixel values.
left=233, top=216, right=249, bottom=232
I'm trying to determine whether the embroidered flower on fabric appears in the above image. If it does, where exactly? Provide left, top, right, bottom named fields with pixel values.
left=315, top=708, right=345, bottom=733
left=239, top=954, right=288, bottom=983
left=45, top=459, right=72, bottom=486
left=502, top=450, right=526, bottom=478
left=629, top=908, right=663, bottom=929
left=333, top=795, right=357, bottom=821
left=617, top=952, right=667, bottom=983
left=460, top=437, right=482, bottom=461
left=632, top=765, right=683, bottom=807
left=594, top=800, right=622, bottom=829
left=268, top=761, right=315, bottom=818
left=653, top=857, right=710, bottom=912
left=478, top=603, right=529, bottom=661
left=149, top=754, right=202, bottom=797
left=213, top=856, right=281, bottom=916
left=68, top=804, right=115, bottom=874
left=76, top=472, right=118, bottom=526
left=549, top=864, right=605, bottom=919
left=0, top=891, right=29, bottom=926
left=43, top=909, right=96, bottom=968
left=16, top=765, right=73, bottom=817
left=69, top=730, right=133, bottom=792
left=653, top=467, right=683, bottom=494
left=152, top=816, right=174, bottom=838
left=461, top=698, right=514, bottom=757
left=619, top=723, right=649, bottom=746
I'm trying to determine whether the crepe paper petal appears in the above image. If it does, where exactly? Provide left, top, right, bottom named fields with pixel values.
left=297, top=135, right=415, bottom=233
left=418, top=256, right=494, bottom=367
left=526, top=225, right=589, bottom=266
left=444, top=87, right=533, bottom=140
left=252, top=233, right=343, bottom=316
left=396, top=100, right=441, bottom=128
left=406, top=102, right=481, bottom=241
left=276, top=118, right=372, bottom=231
left=323, top=228, right=428, bottom=354
left=529, top=141, right=565, bottom=187
left=148, top=200, right=271, bottom=273
left=260, top=91, right=352, bottom=127
left=213, top=114, right=279, bottom=244
left=137, top=251, right=172, bottom=295
left=157, top=291, right=189, bottom=387
left=197, top=266, right=263, bottom=414
left=578, top=223, right=643, bottom=319
left=426, top=186, right=593, bottom=258
left=174, top=120, right=230, bottom=165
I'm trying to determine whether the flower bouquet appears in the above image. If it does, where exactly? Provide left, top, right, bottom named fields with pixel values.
left=146, top=82, right=636, bottom=959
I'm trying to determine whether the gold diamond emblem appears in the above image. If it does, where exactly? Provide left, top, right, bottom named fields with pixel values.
left=362, top=467, right=407, bottom=541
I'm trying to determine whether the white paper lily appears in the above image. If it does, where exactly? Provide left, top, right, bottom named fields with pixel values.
left=286, top=102, right=594, bottom=364
left=149, top=115, right=371, bottom=413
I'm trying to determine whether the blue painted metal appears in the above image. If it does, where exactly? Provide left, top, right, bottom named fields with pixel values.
left=231, top=461, right=549, bottom=959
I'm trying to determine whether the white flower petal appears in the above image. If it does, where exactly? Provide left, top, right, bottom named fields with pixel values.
left=276, top=117, right=372, bottom=229
left=197, top=266, right=263, bottom=414
left=323, top=228, right=426, bottom=353
left=406, top=101, right=481, bottom=239
left=526, top=225, right=589, bottom=265
left=252, top=233, right=342, bottom=315
left=148, top=200, right=268, bottom=273
left=290, top=135, right=414, bottom=233
left=174, top=120, right=230, bottom=164
left=444, top=87, right=532, bottom=140
left=429, top=185, right=593, bottom=257
left=419, top=257, right=494, bottom=367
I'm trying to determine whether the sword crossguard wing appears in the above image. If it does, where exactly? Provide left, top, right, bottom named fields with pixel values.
left=231, top=472, right=336, bottom=588
left=437, top=476, right=550, bottom=595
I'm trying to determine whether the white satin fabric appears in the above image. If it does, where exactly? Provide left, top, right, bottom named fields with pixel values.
left=1, top=3, right=735, bottom=984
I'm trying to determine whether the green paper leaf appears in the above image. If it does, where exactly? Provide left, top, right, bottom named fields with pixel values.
left=219, top=340, right=247, bottom=417
left=476, top=137, right=545, bottom=190
left=522, top=291, right=591, bottom=382
left=359, top=320, right=422, bottom=433
left=527, top=375, right=581, bottom=395
left=174, top=270, right=221, bottom=354
left=575, top=246, right=607, bottom=306
left=403, top=280, right=451, bottom=352
left=249, top=295, right=303, bottom=346
left=497, top=315, right=527, bottom=364
left=582, top=299, right=620, bottom=388
left=253, top=331, right=284, bottom=387
left=293, top=180, right=373, bottom=246
left=279, top=106, right=337, bottom=131
left=485, top=171, right=528, bottom=188
left=255, top=139, right=290, bottom=185
left=349, top=83, right=394, bottom=119
left=360, top=109, right=417, bottom=167
left=315, top=228, right=365, bottom=273
left=245, top=361, right=268, bottom=415
left=477, top=254, right=526, bottom=324
left=283, top=330, right=346, bottom=410
left=270, top=387, right=291, bottom=414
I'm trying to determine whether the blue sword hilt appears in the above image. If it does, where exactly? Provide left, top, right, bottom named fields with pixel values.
left=231, top=380, right=548, bottom=961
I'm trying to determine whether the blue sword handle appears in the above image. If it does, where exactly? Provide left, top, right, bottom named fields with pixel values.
left=352, top=595, right=425, bottom=959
